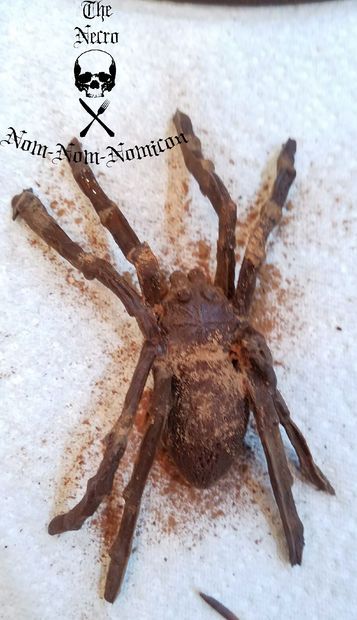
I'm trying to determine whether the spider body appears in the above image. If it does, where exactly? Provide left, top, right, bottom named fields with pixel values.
left=12, top=109, right=334, bottom=604
left=165, top=347, right=249, bottom=488
left=159, top=267, right=247, bottom=488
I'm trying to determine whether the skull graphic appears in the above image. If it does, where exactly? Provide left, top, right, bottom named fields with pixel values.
left=74, top=49, right=116, bottom=98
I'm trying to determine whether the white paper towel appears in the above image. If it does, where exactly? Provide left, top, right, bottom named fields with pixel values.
left=1, top=1, right=356, bottom=619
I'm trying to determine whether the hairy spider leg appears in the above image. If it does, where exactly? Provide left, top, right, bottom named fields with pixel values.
left=173, top=110, right=237, bottom=300
left=234, top=138, right=296, bottom=317
left=231, top=305, right=334, bottom=565
left=68, top=137, right=167, bottom=306
left=48, top=341, right=157, bottom=535
left=105, top=365, right=172, bottom=603
left=248, top=379, right=304, bottom=565
left=11, top=189, right=159, bottom=341
left=274, top=391, right=335, bottom=494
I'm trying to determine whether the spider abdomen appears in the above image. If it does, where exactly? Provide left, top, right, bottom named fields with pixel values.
left=165, top=351, right=249, bottom=488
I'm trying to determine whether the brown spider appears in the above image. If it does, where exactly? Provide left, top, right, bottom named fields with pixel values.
left=11, top=110, right=334, bottom=604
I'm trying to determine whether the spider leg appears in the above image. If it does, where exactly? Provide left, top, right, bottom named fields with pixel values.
left=234, top=138, right=296, bottom=316
left=248, top=380, right=304, bottom=565
left=173, top=110, right=237, bottom=299
left=233, top=325, right=333, bottom=563
left=104, top=364, right=172, bottom=603
left=68, top=138, right=167, bottom=306
left=48, top=340, right=157, bottom=535
left=274, top=390, right=335, bottom=494
left=12, top=190, right=159, bottom=342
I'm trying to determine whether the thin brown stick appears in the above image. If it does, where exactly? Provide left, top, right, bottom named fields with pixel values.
left=274, top=391, right=335, bottom=494
left=199, top=592, right=240, bottom=620
left=173, top=110, right=237, bottom=299
left=104, top=364, right=172, bottom=603
left=12, top=189, right=160, bottom=341
left=48, top=341, right=157, bottom=535
left=68, top=139, right=167, bottom=305
left=235, top=139, right=296, bottom=316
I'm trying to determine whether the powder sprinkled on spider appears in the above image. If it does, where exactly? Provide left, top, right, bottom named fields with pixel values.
left=11, top=109, right=334, bottom=604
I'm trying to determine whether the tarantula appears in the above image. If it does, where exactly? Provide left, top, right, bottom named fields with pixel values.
left=12, top=110, right=334, bottom=603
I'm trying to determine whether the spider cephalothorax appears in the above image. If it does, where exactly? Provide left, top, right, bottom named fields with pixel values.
left=11, top=110, right=334, bottom=604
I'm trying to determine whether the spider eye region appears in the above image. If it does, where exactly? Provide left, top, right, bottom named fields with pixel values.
left=176, top=287, right=192, bottom=302
left=162, top=270, right=239, bottom=344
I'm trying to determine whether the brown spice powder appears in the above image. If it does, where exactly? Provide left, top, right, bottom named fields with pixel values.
left=37, top=158, right=301, bottom=556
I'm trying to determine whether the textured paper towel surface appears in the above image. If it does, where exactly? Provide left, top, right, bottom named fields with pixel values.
left=0, top=1, right=356, bottom=619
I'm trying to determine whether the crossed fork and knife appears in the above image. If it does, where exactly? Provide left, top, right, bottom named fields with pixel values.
left=79, top=98, right=114, bottom=138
